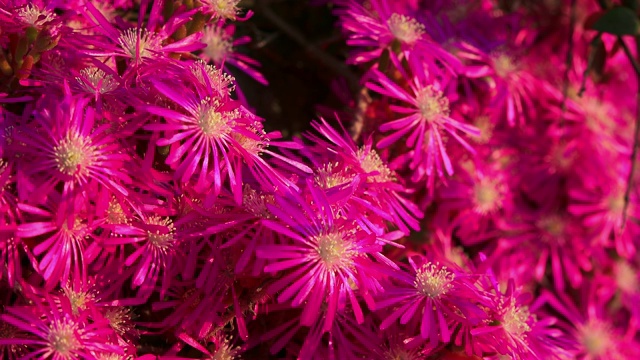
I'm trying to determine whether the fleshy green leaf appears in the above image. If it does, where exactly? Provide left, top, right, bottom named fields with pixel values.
left=593, top=6, right=640, bottom=36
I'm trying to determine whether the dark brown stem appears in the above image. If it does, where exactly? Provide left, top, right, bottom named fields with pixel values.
left=578, top=32, right=602, bottom=96
left=622, top=35, right=640, bottom=228
left=560, top=0, right=577, bottom=121
left=619, top=36, right=640, bottom=77
left=592, top=0, right=640, bottom=227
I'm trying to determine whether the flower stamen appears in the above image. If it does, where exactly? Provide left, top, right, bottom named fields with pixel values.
left=313, top=232, right=356, bottom=271
left=53, top=133, right=96, bottom=178
left=118, top=28, right=160, bottom=60
left=416, top=86, right=450, bottom=122
left=203, top=26, right=233, bottom=63
left=414, top=262, right=454, bottom=298
left=47, top=319, right=80, bottom=358
left=387, top=13, right=425, bottom=45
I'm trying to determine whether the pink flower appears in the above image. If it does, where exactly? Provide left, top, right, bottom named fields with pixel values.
left=82, top=1, right=204, bottom=65
left=142, top=75, right=256, bottom=201
left=539, top=287, right=640, bottom=359
left=335, top=0, right=460, bottom=71
left=569, top=173, right=638, bottom=259
left=16, top=193, right=96, bottom=290
left=0, top=292, right=123, bottom=359
left=15, top=90, right=131, bottom=201
left=199, top=22, right=267, bottom=85
left=0, top=1, right=61, bottom=33
left=489, top=207, right=592, bottom=291
left=471, top=280, right=571, bottom=359
left=376, top=255, right=485, bottom=346
left=257, top=302, right=379, bottom=359
left=307, top=118, right=423, bottom=234
left=104, top=205, right=183, bottom=300
left=256, top=182, right=395, bottom=332
left=436, top=157, right=512, bottom=247
left=366, top=67, right=479, bottom=186
left=457, top=43, right=557, bottom=126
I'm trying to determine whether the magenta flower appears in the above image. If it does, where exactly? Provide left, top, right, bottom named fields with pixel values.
left=0, top=162, right=27, bottom=288
left=1, top=0, right=639, bottom=358
left=0, top=318, right=29, bottom=359
left=15, top=91, right=131, bottom=200
left=490, top=207, right=593, bottom=291
left=0, top=293, right=123, bottom=359
left=104, top=205, right=183, bottom=300
left=366, top=67, right=479, bottom=184
left=82, top=1, right=204, bottom=65
left=142, top=77, right=253, bottom=200
left=308, top=118, right=423, bottom=234
left=471, top=280, right=571, bottom=359
left=16, top=193, right=96, bottom=290
left=0, top=1, right=61, bottom=33
left=139, top=280, right=210, bottom=334
left=258, top=301, right=379, bottom=359
left=256, top=182, right=394, bottom=332
left=335, top=0, right=460, bottom=71
left=199, top=22, right=267, bottom=85
left=569, top=168, right=637, bottom=259
left=457, top=43, right=556, bottom=126
left=376, top=255, right=485, bottom=345
left=436, top=158, right=512, bottom=247
left=538, top=288, right=640, bottom=360
left=593, top=259, right=640, bottom=327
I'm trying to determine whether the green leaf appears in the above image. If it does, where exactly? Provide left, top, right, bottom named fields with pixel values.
left=593, top=7, right=640, bottom=36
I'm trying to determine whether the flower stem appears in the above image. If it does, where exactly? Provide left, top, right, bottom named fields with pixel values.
left=622, top=35, right=640, bottom=228
left=560, top=0, right=577, bottom=121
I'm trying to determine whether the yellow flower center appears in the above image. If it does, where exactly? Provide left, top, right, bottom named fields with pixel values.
left=493, top=53, right=517, bottom=78
left=104, top=307, right=134, bottom=336
left=414, top=262, right=454, bottom=298
left=53, top=133, right=96, bottom=177
left=387, top=13, right=425, bottom=45
left=242, top=185, right=274, bottom=218
left=106, top=198, right=128, bottom=224
left=190, top=61, right=236, bottom=95
left=48, top=320, right=80, bottom=357
left=357, top=147, right=395, bottom=183
left=416, top=86, right=450, bottom=122
left=537, top=215, right=565, bottom=244
left=615, top=260, right=639, bottom=293
left=473, top=178, right=503, bottom=214
left=118, top=28, right=160, bottom=60
left=313, top=232, right=356, bottom=271
left=578, top=320, right=614, bottom=357
left=208, top=0, right=241, bottom=20
left=76, top=67, right=118, bottom=94
left=471, top=115, right=493, bottom=144
left=315, top=162, right=353, bottom=189
left=196, top=99, right=236, bottom=138
left=203, top=26, right=233, bottom=63
left=18, top=4, right=55, bottom=26
left=145, top=216, right=175, bottom=250
left=501, top=300, right=532, bottom=337
left=62, top=287, right=95, bottom=315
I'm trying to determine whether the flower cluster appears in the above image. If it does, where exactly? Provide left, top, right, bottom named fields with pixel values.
left=1, top=0, right=639, bottom=358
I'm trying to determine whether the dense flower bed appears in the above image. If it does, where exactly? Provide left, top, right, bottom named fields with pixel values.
left=1, top=0, right=640, bottom=359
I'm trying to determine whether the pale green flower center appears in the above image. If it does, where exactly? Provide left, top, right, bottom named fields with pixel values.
left=414, top=262, right=454, bottom=298
left=387, top=13, right=425, bottom=45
